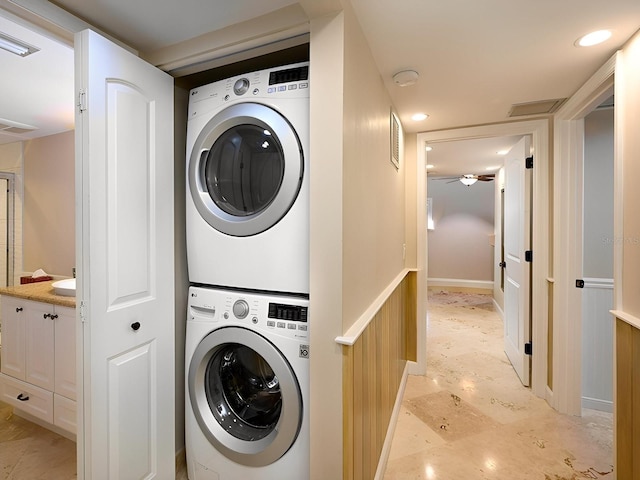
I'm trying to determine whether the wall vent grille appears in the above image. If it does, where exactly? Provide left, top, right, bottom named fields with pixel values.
left=390, top=112, right=400, bottom=170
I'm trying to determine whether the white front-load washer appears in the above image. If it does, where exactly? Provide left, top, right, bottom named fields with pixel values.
left=185, top=285, right=310, bottom=480
left=186, top=62, right=309, bottom=294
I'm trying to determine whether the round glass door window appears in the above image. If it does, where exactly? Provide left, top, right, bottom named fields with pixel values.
left=188, top=327, right=303, bottom=467
left=189, top=102, right=304, bottom=237
left=206, top=343, right=281, bottom=441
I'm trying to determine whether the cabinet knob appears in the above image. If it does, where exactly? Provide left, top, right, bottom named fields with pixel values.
left=131, top=322, right=141, bottom=331
left=15, top=307, right=23, bottom=313
left=17, top=393, right=29, bottom=402
left=43, top=313, right=50, bottom=319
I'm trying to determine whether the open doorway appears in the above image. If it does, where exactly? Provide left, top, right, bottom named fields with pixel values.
left=417, top=118, right=550, bottom=400
left=580, top=95, right=614, bottom=414
left=425, top=134, right=534, bottom=388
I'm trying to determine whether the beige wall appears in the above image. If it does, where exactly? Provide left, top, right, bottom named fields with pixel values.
left=618, top=29, right=640, bottom=315
left=23, top=131, right=75, bottom=276
left=342, top=3, right=406, bottom=328
left=309, top=10, right=346, bottom=480
left=404, top=133, right=418, bottom=268
left=309, top=3, right=410, bottom=478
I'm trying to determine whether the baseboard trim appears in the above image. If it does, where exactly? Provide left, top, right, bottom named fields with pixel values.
left=428, top=278, right=494, bottom=294
left=582, top=396, right=613, bottom=413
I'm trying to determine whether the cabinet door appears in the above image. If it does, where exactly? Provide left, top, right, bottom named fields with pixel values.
left=54, top=305, right=76, bottom=400
left=1, top=296, right=26, bottom=380
left=25, top=300, right=55, bottom=391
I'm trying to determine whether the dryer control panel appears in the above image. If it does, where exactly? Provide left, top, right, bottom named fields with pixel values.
left=187, top=61, right=310, bottom=120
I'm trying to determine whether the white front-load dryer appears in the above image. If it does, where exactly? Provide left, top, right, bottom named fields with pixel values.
left=186, top=62, right=309, bottom=294
left=185, top=285, right=310, bottom=480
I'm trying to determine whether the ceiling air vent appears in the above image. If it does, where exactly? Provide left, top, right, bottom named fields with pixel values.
left=508, top=98, right=566, bottom=117
left=0, top=118, right=37, bottom=136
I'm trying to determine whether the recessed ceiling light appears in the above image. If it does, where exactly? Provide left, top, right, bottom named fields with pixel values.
left=412, top=113, right=428, bottom=121
left=497, top=149, right=509, bottom=155
left=425, top=146, right=433, bottom=152
left=575, top=30, right=612, bottom=47
left=426, top=164, right=435, bottom=169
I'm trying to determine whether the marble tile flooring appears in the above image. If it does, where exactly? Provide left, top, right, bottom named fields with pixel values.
left=0, top=401, right=76, bottom=479
left=384, top=290, right=614, bottom=480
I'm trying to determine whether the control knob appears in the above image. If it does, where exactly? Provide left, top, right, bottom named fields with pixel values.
left=233, top=299, right=250, bottom=319
left=233, top=78, right=250, bottom=96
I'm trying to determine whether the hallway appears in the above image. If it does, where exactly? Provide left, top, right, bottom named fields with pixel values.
left=384, top=290, right=613, bottom=479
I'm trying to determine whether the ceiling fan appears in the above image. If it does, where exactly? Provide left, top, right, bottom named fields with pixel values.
left=434, top=174, right=495, bottom=186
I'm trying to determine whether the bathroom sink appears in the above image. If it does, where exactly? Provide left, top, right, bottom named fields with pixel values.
left=52, top=278, right=76, bottom=297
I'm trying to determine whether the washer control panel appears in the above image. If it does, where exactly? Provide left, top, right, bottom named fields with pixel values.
left=188, top=286, right=309, bottom=339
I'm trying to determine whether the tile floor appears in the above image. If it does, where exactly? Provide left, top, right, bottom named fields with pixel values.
left=383, top=290, right=614, bottom=480
left=0, top=401, right=76, bottom=479
left=0, top=290, right=613, bottom=480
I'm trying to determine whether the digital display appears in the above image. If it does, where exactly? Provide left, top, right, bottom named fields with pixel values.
left=268, top=66, right=309, bottom=86
left=268, top=303, right=308, bottom=322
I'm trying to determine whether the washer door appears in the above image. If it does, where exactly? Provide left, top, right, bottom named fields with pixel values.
left=188, top=102, right=304, bottom=237
left=188, top=326, right=303, bottom=466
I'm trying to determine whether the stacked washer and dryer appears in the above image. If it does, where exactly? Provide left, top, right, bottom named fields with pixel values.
left=184, top=62, right=311, bottom=480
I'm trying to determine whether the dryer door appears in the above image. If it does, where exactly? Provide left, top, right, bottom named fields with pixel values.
left=188, top=326, right=303, bottom=467
left=188, top=102, right=304, bottom=237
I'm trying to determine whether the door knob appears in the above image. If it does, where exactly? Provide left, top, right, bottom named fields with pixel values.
left=131, top=322, right=141, bottom=331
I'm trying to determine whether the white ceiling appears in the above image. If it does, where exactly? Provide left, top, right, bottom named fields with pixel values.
left=0, top=0, right=638, bottom=174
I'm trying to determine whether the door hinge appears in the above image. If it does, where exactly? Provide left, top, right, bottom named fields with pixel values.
left=499, top=261, right=506, bottom=268
left=78, top=90, right=87, bottom=113
left=576, top=279, right=585, bottom=288
left=526, top=156, right=534, bottom=169
left=525, top=250, right=533, bottom=262
left=524, top=342, right=533, bottom=355
left=79, top=301, right=86, bottom=323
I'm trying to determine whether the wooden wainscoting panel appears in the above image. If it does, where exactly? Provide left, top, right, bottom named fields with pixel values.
left=343, top=275, right=411, bottom=479
left=633, top=322, right=640, bottom=476
left=615, top=317, right=640, bottom=478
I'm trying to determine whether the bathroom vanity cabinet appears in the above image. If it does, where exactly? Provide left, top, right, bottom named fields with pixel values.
left=0, top=283, right=76, bottom=437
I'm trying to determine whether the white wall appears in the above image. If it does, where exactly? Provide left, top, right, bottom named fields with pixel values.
left=427, top=177, right=495, bottom=286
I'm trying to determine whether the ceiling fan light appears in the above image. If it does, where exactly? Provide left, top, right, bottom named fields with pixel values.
left=460, top=176, right=478, bottom=186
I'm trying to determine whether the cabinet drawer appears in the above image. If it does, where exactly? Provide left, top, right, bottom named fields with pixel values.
left=0, top=373, right=53, bottom=424
left=54, top=394, right=77, bottom=435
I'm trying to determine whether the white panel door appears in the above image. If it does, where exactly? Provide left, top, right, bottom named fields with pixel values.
left=503, top=136, right=531, bottom=386
left=75, top=29, right=175, bottom=479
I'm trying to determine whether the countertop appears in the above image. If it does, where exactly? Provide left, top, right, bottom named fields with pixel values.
left=0, top=280, right=76, bottom=308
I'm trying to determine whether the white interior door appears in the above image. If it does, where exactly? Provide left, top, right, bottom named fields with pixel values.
left=75, top=29, right=175, bottom=479
left=503, top=136, right=531, bottom=386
